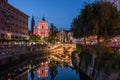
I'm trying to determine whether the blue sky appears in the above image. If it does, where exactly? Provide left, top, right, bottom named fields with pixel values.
left=9, top=0, right=94, bottom=30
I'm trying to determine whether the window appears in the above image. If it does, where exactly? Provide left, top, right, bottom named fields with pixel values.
left=42, top=26, right=44, bottom=29
left=0, top=3, right=4, bottom=7
left=1, top=34, right=4, bottom=37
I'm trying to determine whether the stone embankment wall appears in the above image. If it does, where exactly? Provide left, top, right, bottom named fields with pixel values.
left=0, top=44, right=46, bottom=65
left=71, top=45, right=120, bottom=80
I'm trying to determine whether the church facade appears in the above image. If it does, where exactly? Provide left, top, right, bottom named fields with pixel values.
left=33, top=18, right=50, bottom=38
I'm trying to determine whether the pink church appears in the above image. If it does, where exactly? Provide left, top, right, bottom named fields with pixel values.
left=34, top=18, right=50, bottom=38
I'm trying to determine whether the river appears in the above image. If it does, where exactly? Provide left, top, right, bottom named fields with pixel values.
left=0, top=48, right=81, bottom=80
left=28, top=61, right=80, bottom=80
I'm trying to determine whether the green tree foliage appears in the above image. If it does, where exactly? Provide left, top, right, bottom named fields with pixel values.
left=29, top=34, right=42, bottom=42
left=48, top=23, right=58, bottom=43
left=71, top=1, right=120, bottom=44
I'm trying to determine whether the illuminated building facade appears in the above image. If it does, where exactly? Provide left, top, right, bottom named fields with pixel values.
left=56, top=30, right=73, bottom=43
left=37, top=62, right=49, bottom=78
left=34, top=18, right=50, bottom=38
left=56, top=30, right=67, bottom=43
left=0, top=0, right=29, bottom=40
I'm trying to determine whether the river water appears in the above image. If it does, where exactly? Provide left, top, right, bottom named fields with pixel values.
left=0, top=46, right=81, bottom=80
left=27, top=45, right=81, bottom=80
left=28, top=61, right=80, bottom=80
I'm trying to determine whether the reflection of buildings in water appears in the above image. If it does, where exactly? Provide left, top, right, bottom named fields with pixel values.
left=60, top=62, right=64, bottom=68
left=49, top=62, right=58, bottom=80
left=37, top=61, right=49, bottom=79
left=60, top=62, right=73, bottom=68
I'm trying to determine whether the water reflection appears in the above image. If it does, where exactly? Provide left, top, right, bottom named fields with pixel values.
left=0, top=44, right=81, bottom=80
left=49, top=61, right=58, bottom=80
left=28, top=60, right=80, bottom=80
left=37, top=62, right=49, bottom=79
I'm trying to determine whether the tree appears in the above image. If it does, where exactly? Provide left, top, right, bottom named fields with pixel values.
left=49, top=23, right=58, bottom=43
left=91, top=2, right=120, bottom=44
left=31, top=16, right=35, bottom=34
left=71, top=17, right=81, bottom=38
left=71, top=1, right=120, bottom=45
left=29, top=34, right=42, bottom=42
left=71, top=4, right=94, bottom=45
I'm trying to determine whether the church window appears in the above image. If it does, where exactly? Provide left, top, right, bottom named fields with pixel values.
left=42, top=26, right=44, bottom=29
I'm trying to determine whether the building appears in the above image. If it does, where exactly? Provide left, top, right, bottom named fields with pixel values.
left=56, top=30, right=73, bottom=43
left=37, top=62, right=49, bottom=79
left=67, top=31, right=73, bottom=43
left=34, top=18, right=50, bottom=38
left=0, top=0, right=29, bottom=40
left=56, top=30, right=67, bottom=43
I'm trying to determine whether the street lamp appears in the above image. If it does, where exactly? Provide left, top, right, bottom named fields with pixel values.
left=6, top=32, right=12, bottom=40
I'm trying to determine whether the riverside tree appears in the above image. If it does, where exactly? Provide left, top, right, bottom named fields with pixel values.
left=71, top=1, right=120, bottom=45
left=48, top=23, right=58, bottom=43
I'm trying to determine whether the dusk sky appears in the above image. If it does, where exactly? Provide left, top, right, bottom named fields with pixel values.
left=9, top=0, right=94, bottom=30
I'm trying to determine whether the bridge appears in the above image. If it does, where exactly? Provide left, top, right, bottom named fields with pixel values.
left=46, top=44, right=76, bottom=53
left=44, top=44, right=76, bottom=62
